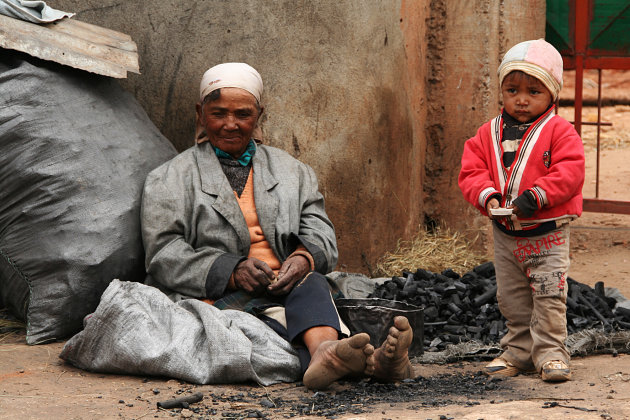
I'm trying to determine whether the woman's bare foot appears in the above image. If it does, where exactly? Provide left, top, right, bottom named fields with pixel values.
left=372, top=316, right=414, bottom=382
left=303, top=333, right=375, bottom=390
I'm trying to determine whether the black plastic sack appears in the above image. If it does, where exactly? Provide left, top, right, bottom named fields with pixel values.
left=0, top=51, right=177, bottom=344
left=335, top=298, right=424, bottom=356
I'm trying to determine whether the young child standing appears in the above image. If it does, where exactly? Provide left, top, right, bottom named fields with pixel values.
left=458, top=39, right=585, bottom=382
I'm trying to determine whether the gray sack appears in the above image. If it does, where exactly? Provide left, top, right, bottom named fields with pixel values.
left=0, top=51, right=177, bottom=344
left=60, top=280, right=302, bottom=386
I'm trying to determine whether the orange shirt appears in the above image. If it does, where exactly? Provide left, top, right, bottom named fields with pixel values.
left=234, top=168, right=283, bottom=273
left=215, top=168, right=314, bottom=294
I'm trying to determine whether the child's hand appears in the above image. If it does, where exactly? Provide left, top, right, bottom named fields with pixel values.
left=507, top=204, right=522, bottom=217
left=486, top=198, right=500, bottom=220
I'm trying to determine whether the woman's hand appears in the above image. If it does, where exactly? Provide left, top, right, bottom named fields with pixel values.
left=233, top=258, right=275, bottom=295
left=267, top=255, right=310, bottom=296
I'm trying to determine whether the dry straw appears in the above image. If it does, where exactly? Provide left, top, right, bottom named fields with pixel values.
left=0, top=319, right=25, bottom=330
left=0, top=309, right=25, bottom=332
left=374, top=225, right=487, bottom=277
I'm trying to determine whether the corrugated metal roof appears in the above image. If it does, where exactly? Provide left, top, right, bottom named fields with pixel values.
left=0, top=14, right=139, bottom=78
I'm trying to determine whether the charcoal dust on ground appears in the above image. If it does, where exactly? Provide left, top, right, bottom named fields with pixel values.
left=158, top=370, right=516, bottom=419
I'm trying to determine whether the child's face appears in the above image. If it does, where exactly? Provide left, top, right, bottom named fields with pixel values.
left=501, top=71, right=553, bottom=123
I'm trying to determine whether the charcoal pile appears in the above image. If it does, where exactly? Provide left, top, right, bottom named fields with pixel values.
left=368, top=262, right=630, bottom=352
left=567, top=279, right=630, bottom=332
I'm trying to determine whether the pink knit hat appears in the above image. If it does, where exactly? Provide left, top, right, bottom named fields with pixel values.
left=498, top=39, right=564, bottom=100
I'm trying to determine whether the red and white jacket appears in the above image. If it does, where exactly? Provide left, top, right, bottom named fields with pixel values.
left=459, top=107, right=585, bottom=231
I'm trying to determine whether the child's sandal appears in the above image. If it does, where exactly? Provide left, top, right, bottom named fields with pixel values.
left=483, top=357, right=520, bottom=377
left=541, top=360, right=571, bottom=382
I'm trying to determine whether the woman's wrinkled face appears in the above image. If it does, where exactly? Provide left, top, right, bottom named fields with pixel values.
left=501, top=71, right=553, bottom=123
left=196, top=87, right=261, bottom=158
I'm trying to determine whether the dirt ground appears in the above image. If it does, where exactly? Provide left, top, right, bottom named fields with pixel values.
left=1, top=340, right=629, bottom=420
left=2, top=73, right=630, bottom=419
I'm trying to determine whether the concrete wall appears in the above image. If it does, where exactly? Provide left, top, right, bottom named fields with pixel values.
left=424, top=0, right=547, bottom=248
left=48, top=0, right=545, bottom=273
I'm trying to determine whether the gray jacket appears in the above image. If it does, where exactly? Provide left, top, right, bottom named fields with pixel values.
left=141, top=141, right=338, bottom=299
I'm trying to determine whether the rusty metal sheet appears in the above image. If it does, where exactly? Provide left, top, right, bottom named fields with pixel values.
left=0, top=14, right=139, bottom=78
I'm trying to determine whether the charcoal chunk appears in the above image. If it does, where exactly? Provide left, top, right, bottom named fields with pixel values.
left=473, top=261, right=495, bottom=278
left=441, top=268, right=460, bottom=279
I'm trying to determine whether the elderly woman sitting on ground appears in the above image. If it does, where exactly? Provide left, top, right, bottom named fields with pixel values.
left=141, top=63, right=414, bottom=389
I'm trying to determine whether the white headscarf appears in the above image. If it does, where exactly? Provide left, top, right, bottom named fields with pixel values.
left=199, top=62, right=263, bottom=103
